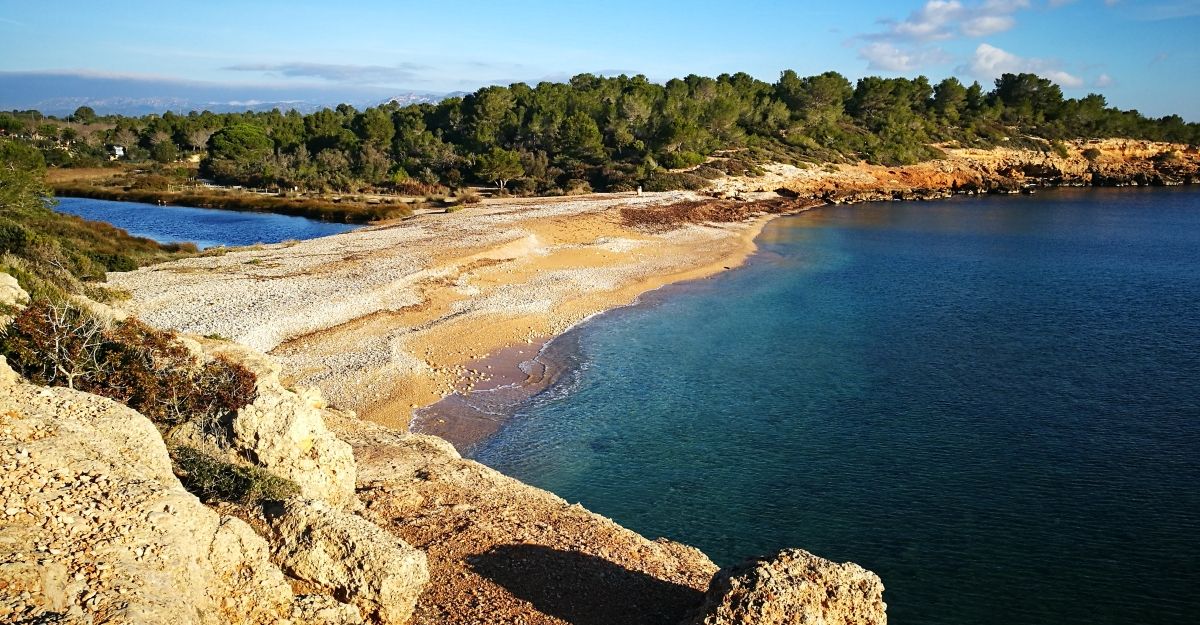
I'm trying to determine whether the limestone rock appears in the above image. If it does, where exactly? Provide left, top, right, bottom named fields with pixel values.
left=0, top=272, right=29, bottom=326
left=269, top=498, right=429, bottom=625
left=690, top=548, right=886, bottom=625
left=203, top=342, right=358, bottom=507
left=0, top=373, right=294, bottom=625
left=291, top=594, right=366, bottom=625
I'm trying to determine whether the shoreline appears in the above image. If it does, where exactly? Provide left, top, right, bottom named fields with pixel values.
left=380, top=207, right=793, bottom=436
left=51, top=185, right=415, bottom=223
left=410, top=220, right=782, bottom=454
left=110, top=190, right=793, bottom=433
left=107, top=140, right=1199, bottom=437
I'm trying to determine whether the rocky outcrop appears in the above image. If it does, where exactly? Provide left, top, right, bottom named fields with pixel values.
left=182, top=341, right=358, bottom=508
left=327, top=412, right=721, bottom=625
left=0, top=273, right=29, bottom=326
left=269, top=497, right=429, bottom=625
left=0, top=358, right=294, bottom=625
left=715, top=139, right=1200, bottom=205
left=690, top=548, right=887, bottom=625
left=2, top=332, right=888, bottom=625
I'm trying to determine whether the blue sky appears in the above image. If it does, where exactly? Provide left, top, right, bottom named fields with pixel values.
left=1, top=0, right=1197, bottom=118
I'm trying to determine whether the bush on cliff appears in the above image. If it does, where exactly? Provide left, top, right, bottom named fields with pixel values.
left=1, top=301, right=257, bottom=428
left=171, top=445, right=300, bottom=505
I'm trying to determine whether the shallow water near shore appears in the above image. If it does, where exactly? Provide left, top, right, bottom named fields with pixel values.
left=473, top=187, right=1200, bottom=625
left=54, top=196, right=359, bottom=248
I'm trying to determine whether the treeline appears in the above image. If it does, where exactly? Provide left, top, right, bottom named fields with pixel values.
left=5, top=71, right=1198, bottom=195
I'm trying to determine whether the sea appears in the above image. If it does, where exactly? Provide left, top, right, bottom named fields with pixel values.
left=53, top=196, right=358, bottom=248
left=472, top=187, right=1200, bottom=625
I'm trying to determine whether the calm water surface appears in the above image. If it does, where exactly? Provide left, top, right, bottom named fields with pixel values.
left=54, top=197, right=358, bottom=248
left=475, top=188, right=1200, bottom=625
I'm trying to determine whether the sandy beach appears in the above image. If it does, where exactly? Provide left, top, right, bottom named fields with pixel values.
left=109, top=139, right=1195, bottom=438
left=111, top=190, right=793, bottom=431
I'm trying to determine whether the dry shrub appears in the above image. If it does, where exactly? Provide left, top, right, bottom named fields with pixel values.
left=1, top=301, right=257, bottom=427
left=457, top=189, right=482, bottom=205
left=390, top=180, right=446, bottom=197
left=620, top=198, right=822, bottom=231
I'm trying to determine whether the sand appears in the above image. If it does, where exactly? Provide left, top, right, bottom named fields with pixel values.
left=111, top=191, right=783, bottom=430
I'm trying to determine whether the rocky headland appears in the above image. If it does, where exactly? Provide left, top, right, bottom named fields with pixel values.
left=0, top=316, right=885, bottom=624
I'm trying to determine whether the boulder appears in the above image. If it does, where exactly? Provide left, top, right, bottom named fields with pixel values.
left=269, top=498, right=429, bottom=625
left=201, top=342, right=358, bottom=507
left=0, top=272, right=29, bottom=326
left=0, top=367, right=294, bottom=625
left=689, top=548, right=886, bottom=625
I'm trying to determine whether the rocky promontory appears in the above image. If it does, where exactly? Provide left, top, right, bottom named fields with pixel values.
left=0, top=278, right=887, bottom=625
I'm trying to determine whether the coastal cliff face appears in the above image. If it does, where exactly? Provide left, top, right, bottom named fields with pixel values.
left=0, top=320, right=887, bottom=625
left=710, top=139, right=1200, bottom=202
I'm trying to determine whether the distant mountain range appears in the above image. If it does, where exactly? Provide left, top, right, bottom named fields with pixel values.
left=0, top=71, right=454, bottom=116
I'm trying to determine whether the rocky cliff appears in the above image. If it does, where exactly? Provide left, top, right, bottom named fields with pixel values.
left=710, top=139, right=1200, bottom=203
left=0, top=300, right=887, bottom=625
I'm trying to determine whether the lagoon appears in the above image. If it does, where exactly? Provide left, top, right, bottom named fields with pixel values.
left=54, top=197, right=359, bottom=249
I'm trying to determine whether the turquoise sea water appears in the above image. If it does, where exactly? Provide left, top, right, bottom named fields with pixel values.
left=474, top=188, right=1200, bottom=625
left=54, top=197, right=358, bottom=249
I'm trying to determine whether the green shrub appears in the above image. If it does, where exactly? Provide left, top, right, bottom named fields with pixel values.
left=1082, top=147, right=1103, bottom=161
left=659, top=151, right=706, bottom=170
left=87, top=252, right=139, bottom=272
left=0, top=220, right=32, bottom=255
left=171, top=445, right=299, bottom=504
left=641, top=172, right=710, bottom=192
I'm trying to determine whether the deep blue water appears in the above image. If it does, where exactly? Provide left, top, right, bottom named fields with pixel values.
left=54, top=197, right=358, bottom=249
left=474, top=188, right=1200, bottom=625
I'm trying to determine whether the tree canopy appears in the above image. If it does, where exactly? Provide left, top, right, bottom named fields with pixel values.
left=5, top=71, right=1198, bottom=195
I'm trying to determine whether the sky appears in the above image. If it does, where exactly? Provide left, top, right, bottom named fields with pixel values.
left=1, top=0, right=1198, bottom=119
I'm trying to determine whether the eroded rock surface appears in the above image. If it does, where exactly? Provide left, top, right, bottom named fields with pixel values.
left=0, top=358, right=294, bottom=625
left=0, top=273, right=29, bottom=326
left=328, top=413, right=719, bottom=625
left=269, top=497, right=428, bottom=625
left=186, top=341, right=359, bottom=508
left=690, top=548, right=887, bottom=625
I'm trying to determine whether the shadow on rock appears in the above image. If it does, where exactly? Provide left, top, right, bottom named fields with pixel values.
left=469, top=543, right=705, bottom=625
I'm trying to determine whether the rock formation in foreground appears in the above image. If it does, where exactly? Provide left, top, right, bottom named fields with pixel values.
left=689, top=549, right=887, bottom=625
left=1, top=282, right=883, bottom=623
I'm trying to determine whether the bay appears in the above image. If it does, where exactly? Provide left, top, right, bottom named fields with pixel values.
left=475, top=188, right=1200, bottom=625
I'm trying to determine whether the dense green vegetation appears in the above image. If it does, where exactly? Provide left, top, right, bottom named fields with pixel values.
left=5, top=72, right=1197, bottom=196
left=0, top=138, right=196, bottom=299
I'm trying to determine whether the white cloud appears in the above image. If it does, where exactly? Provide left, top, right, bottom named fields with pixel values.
left=874, top=0, right=1028, bottom=41
left=859, top=42, right=953, bottom=72
left=1093, top=73, right=1113, bottom=87
left=962, top=15, right=1017, bottom=36
left=887, top=0, right=965, bottom=40
left=967, top=43, right=1084, bottom=87
left=858, top=0, right=1033, bottom=73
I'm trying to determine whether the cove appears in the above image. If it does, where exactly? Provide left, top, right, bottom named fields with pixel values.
left=54, top=197, right=359, bottom=249
left=473, top=187, right=1200, bottom=625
